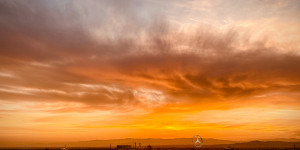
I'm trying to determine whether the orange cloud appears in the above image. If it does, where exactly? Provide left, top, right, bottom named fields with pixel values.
left=0, top=0, right=300, bottom=143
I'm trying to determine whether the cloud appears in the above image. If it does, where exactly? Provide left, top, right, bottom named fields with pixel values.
left=1, top=0, right=300, bottom=143
left=0, top=0, right=300, bottom=113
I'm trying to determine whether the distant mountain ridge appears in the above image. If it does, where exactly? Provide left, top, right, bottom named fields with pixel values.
left=71, top=138, right=238, bottom=147
left=1, top=138, right=300, bottom=148
left=212, top=140, right=300, bottom=148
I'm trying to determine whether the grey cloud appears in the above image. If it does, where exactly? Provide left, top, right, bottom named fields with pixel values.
left=0, top=0, right=300, bottom=111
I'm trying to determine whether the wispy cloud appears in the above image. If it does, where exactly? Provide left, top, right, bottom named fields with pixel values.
left=0, top=0, right=300, bottom=142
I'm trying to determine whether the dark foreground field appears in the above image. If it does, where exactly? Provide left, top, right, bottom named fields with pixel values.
left=0, top=147, right=298, bottom=150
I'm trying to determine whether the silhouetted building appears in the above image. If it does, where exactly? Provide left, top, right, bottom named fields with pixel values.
left=293, top=144, right=299, bottom=150
left=117, top=145, right=136, bottom=150
left=146, top=145, right=152, bottom=150
left=61, top=145, right=68, bottom=150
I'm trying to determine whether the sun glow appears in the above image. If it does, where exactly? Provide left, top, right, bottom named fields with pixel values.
left=0, top=0, right=300, bottom=145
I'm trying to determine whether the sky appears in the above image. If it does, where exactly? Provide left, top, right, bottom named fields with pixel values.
left=0, top=0, right=300, bottom=143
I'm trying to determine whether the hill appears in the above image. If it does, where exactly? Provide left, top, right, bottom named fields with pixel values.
left=1, top=138, right=300, bottom=148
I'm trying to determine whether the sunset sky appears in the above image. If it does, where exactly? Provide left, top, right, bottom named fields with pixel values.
left=1, top=0, right=300, bottom=143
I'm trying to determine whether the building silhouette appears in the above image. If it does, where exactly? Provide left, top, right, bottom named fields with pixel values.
left=117, top=145, right=136, bottom=150
left=146, top=144, right=152, bottom=150
left=61, top=145, right=68, bottom=150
